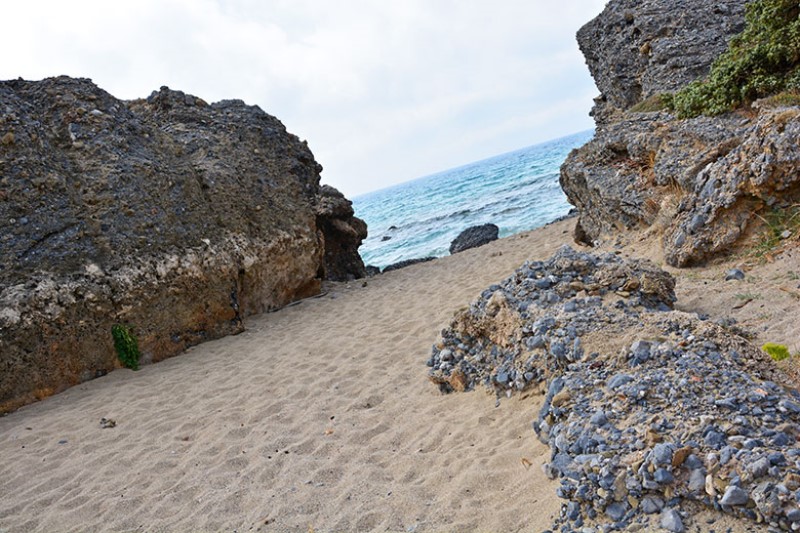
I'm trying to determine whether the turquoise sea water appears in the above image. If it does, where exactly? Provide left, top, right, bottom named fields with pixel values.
left=352, top=130, right=593, bottom=269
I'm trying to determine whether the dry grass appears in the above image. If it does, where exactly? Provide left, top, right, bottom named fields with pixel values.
left=630, top=93, right=671, bottom=113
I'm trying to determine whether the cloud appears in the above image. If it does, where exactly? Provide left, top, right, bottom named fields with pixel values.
left=3, top=0, right=606, bottom=196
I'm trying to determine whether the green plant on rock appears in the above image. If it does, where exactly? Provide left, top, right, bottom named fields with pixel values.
left=669, top=0, right=800, bottom=117
left=112, top=324, right=141, bottom=370
left=763, top=342, right=791, bottom=361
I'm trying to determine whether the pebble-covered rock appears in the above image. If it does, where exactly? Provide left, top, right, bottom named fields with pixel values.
left=427, top=246, right=799, bottom=531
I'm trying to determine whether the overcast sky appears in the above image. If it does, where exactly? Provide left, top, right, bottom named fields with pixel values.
left=4, top=0, right=607, bottom=197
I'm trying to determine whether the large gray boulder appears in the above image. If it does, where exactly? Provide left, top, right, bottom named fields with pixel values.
left=0, top=76, right=366, bottom=412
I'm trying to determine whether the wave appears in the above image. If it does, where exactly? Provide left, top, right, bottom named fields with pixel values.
left=355, top=130, right=591, bottom=267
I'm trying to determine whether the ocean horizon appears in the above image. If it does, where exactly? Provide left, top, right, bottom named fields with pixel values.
left=352, top=129, right=593, bottom=269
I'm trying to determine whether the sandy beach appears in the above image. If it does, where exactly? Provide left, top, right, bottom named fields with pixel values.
left=1, top=217, right=797, bottom=533
left=0, top=221, right=575, bottom=533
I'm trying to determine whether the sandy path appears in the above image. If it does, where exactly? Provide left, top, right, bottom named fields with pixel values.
left=0, top=221, right=575, bottom=533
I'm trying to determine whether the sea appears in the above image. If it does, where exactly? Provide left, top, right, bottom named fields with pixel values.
left=352, top=129, right=594, bottom=269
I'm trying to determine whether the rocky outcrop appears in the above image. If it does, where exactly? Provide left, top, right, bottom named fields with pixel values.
left=315, top=185, right=368, bottom=281
left=577, top=0, right=746, bottom=125
left=449, top=223, right=500, bottom=254
left=427, top=247, right=797, bottom=531
left=0, top=76, right=365, bottom=412
left=560, top=0, right=800, bottom=266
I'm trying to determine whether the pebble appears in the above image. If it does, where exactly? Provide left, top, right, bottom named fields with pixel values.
left=641, top=496, right=664, bottom=514
left=590, top=411, right=608, bottom=427
left=654, top=468, right=674, bottom=484
left=747, top=457, right=770, bottom=479
left=607, top=373, right=634, bottom=390
left=720, top=485, right=749, bottom=506
left=604, top=502, right=627, bottom=521
left=688, top=469, right=706, bottom=492
left=725, top=269, right=745, bottom=281
left=652, top=443, right=675, bottom=466
left=660, top=508, right=684, bottom=532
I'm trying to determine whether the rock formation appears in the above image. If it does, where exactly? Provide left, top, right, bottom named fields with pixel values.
left=576, top=0, right=746, bottom=125
left=315, top=185, right=368, bottom=281
left=0, top=76, right=366, bottom=412
left=382, top=256, right=436, bottom=273
left=560, top=0, right=800, bottom=266
left=428, top=246, right=799, bottom=531
left=449, top=223, right=500, bottom=254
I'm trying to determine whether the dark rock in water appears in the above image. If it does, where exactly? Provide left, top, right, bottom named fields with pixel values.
left=449, top=223, right=499, bottom=254
left=382, top=257, right=436, bottom=273
left=365, top=265, right=381, bottom=277
left=381, top=235, right=392, bottom=242
left=548, top=209, right=579, bottom=225
left=0, top=76, right=366, bottom=413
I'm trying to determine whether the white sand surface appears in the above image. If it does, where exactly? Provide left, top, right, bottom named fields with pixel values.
left=2, top=216, right=795, bottom=533
left=0, top=221, right=574, bottom=533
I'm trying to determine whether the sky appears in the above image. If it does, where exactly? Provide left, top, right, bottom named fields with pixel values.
left=3, top=0, right=607, bottom=197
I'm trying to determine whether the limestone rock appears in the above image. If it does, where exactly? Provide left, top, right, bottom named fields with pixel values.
left=561, top=0, right=800, bottom=266
left=577, top=0, right=745, bottom=123
left=0, top=76, right=365, bottom=412
left=314, top=184, right=367, bottom=281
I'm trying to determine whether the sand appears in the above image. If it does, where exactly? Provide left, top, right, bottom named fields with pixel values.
left=0, top=221, right=575, bottom=533
left=1, top=217, right=797, bottom=533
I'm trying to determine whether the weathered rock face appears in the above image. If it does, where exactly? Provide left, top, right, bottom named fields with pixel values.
left=561, top=0, right=800, bottom=266
left=578, top=0, right=746, bottom=124
left=562, top=111, right=749, bottom=244
left=664, top=107, right=800, bottom=265
left=315, top=184, right=368, bottom=281
left=0, top=76, right=366, bottom=412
